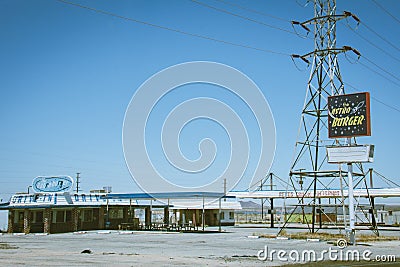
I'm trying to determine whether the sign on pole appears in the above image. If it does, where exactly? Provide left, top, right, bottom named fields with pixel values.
left=326, top=145, right=374, bottom=163
left=328, top=92, right=371, bottom=138
left=327, top=92, right=372, bottom=245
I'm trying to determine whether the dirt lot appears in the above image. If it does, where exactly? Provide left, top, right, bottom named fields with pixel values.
left=0, top=226, right=399, bottom=266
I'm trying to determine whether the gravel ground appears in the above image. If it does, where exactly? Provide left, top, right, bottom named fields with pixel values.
left=0, top=226, right=399, bottom=266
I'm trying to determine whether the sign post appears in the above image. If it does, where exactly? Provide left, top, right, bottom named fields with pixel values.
left=346, top=138, right=356, bottom=245
left=327, top=92, right=372, bottom=245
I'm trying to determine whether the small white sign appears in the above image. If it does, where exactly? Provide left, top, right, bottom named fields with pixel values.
left=326, top=145, right=374, bottom=163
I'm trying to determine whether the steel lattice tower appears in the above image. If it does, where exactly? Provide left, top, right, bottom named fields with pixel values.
left=280, top=0, right=377, bottom=235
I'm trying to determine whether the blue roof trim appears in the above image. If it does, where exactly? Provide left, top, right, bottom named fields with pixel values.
left=0, top=203, right=170, bottom=210
left=0, top=204, right=103, bottom=210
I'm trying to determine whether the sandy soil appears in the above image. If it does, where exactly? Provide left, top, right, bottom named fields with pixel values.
left=0, top=226, right=399, bottom=266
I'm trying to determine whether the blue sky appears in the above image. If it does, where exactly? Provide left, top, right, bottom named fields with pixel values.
left=1, top=0, right=400, bottom=204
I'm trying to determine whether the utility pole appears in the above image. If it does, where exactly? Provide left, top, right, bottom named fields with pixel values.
left=223, top=178, right=227, bottom=202
left=76, top=172, right=81, bottom=194
left=269, top=173, right=274, bottom=228
left=297, top=168, right=306, bottom=224
left=369, top=168, right=377, bottom=230
left=260, top=180, right=264, bottom=221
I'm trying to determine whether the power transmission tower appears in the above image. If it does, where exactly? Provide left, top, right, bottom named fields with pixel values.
left=280, top=0, right=378, bottom=237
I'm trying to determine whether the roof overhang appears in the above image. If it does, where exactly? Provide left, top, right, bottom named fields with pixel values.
left=102, top=192, right=235, bottom=200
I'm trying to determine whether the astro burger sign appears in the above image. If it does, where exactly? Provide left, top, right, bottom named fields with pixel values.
left=328, top=92, right=371, bottom=138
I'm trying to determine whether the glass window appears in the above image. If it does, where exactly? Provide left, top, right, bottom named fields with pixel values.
left=52, top=211, right=57, bottom=223
left=220, top=212, right=225, bottom=220
left=109, top=208, right=124, bottom=219
left=229, top=212, right=234, bottom=220
left=56, top=210, right=65, bottom=223
left=65, top=210, right=72, bottom=222
left=83, top=210, right=93, bottom=222
left=36, top=211, right=43, bottom=223
left=14, top=211, right=22, bottom=224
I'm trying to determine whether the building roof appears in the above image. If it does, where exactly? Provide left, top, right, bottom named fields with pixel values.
left=0, top=192, right=167, bottom=210
left=0, top=191, right=238, bottom=210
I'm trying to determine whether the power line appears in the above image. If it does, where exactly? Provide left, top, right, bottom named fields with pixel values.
left=344, top=53, right=400, bottom=89
left=190, top=0, right=305, bottom=37
left=361, top=21, right=400, bottom=53
left=343, top=22, right=400, bottom=64
left=56, top=1, right=400, bottom=117
left=357, top=59, right=400, bottom=88
left=214, top=0, right=290, bottom=22
left=371, top=0, right=400, bottom=25
left=344, top=81, right=400, bottom=114
left=362, top=55, right=400, bottom=83
left=57, top=0, right=290, bottom=56
left=373, top=170, right=400, bottom=188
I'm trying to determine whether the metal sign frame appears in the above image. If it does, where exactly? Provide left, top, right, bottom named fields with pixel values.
left=326, top=144, right=374, bottom=163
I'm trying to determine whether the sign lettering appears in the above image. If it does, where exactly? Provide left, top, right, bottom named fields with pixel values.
left=328, top=92, right=371, bottom=138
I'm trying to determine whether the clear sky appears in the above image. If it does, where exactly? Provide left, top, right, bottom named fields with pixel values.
left=1, top=0, right=400, bottom=206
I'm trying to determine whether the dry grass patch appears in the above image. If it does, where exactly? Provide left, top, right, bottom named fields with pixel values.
left=255, top=230, right=400, bottom=242
left=0, top=243, right=18, bottom=249
left=356, top=234, right=400, bottom=242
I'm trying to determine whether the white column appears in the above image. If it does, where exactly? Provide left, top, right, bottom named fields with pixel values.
left=347, top=138, right=356, bottom=245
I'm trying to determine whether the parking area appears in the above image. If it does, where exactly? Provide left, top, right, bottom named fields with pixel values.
left=0, top=226, right=399, bottom=266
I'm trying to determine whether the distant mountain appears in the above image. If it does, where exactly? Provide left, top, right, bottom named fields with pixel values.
left=239, top=200, right=267, bottom=210
left=376, top=204, right=400, bottom=211
left=238, top=201, right=400, bottom=212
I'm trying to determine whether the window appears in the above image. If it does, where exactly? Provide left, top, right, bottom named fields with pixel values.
left=19, top=211, right=24, bottom=221
left=14, top=211, right=23, bottom=224
left=109, top=208, right=124, bottom=219
left=229, top=212, right=234, bottom=220
left=220, top=212, right=225, bottom=220
left=65, top=210, right=72, bottom=222
left=56, top=210, right=65, bottom=223
left=36, top=211, right=43, bottom=223
left=83, top=209, right=93, bottom=222
left=93, top=209, right=99, bottom=221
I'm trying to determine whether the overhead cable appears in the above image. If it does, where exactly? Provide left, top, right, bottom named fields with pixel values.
left=57, top=0, right=290, bottom=56
left=190, top=0, right=307, bottom=37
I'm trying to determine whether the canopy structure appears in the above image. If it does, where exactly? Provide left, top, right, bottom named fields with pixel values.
left=228, top=188, right=400, bottom=199
left=101, top=191, right=235, bottom=232
left=102, top=192, right=234, bottom=200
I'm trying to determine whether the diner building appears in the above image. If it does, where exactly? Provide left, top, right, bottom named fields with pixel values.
left=0, top=187, right=240, bottom=234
